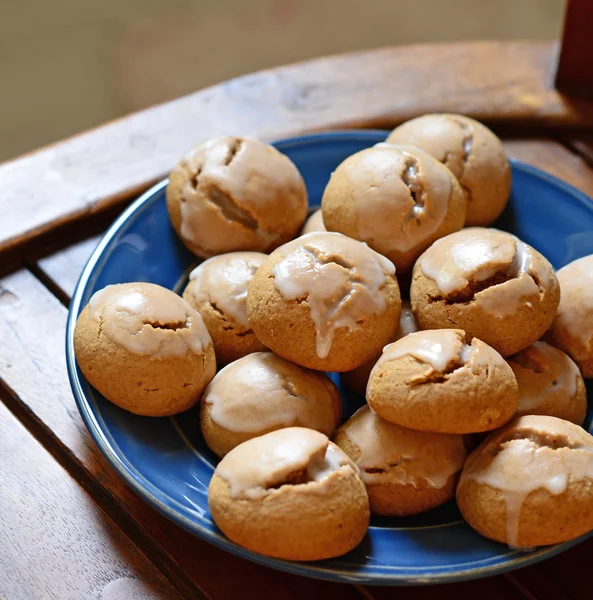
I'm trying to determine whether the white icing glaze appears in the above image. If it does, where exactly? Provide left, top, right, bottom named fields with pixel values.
left=203, top=352, right=340, bottom=433
left=88, top=283, right=211, bottom=358
left=188, top=252, right=266, bottom=327
left=216, top=428, right=354, bottom=499
left=508, top=341, right=580, bottom=413
left=342, top=406, right=467, bottom=487
left=272, top=232, right=396, bottom=358
left=396, top=301, right=419, bottom=338
left=554, top=255, right=593, bottom=359
left=301, top=209, right=326, bottom=234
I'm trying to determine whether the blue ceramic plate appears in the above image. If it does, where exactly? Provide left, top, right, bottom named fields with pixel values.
left=66, top=131, right=593, bottom=585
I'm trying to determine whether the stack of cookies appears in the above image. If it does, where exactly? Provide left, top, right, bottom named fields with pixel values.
left=74, top=117, right=593, bottom=562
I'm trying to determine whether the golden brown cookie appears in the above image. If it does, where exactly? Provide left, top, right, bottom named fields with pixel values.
left=74, top=282, right=216, bottom=416
left=247, top=232, right=402, bottom=372
left=301, top=209, right=326, bottom=235
left=334, top=406, right=467, bottom=516
left=182, top=252, right=267, bottom=364
left=167, top=136, right=308, bottom=258
left=321, top=144, right=466, bottom=272
left=507, top=341, right=587, bottom=425
left=201, top=352, right=342, bottom=458
left=457, top=415, right=593, bottom=548
left=208, top=427, right=370, bottom=560
left=547, top=255, right=593, bottom=377
left=411, top=228, right=560, bottom=357
left=386, top=114, right=511, bottom=226
left=341, top=300, right=419, bottom=396
left=367, top=329, right=518, bottom=433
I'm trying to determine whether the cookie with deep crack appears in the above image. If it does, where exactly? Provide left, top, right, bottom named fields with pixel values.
left=367, top=329, right=518, bottom=433
left=74, top=282, right=216, bottom=416
left=507, top=341, right=587, bottom=425
left=320, top=144, right=466, bottom=272
left=334, top=405, right=467, bottom=516
left=547, top=254, right=593, bottom=377
left=167, top=136, right=308, bottom=258
left=208, top=427, right=370, bottom=560
left=246, top=232, right=402, bottom=372
left=386, top=114, right=511, bottom=226
left=457, top=415, right=593, bottom=548
left=201, top=352, right=342, bottom=458
left=411, top=228, right=560, bottom=356
left=301, top=208, right=326, bottom=235
left=182, top=252, right=267, bottom=364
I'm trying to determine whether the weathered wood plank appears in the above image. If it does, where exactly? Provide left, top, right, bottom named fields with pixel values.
left=2, top=41, right=593, bottom=260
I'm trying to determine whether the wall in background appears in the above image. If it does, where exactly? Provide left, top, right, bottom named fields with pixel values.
left=0, top=0, right=564, bottom=162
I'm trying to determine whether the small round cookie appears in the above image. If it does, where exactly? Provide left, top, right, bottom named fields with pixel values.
left=247, top=232, right=402, bottom=372
left=201, top=352, right=342, bottom=458
left=321, top=144, right=466, bottom=272
left=74, top=282, right=216, bottom=416
left=334, top=406, right=467, bottom=516
left=507, top=341, right=587, bottom=425
left=386, top=114, right=511, bottom=226
left=182, top=252, right=267, bottom=364
left=301, top=209, right=326, bottom=235
left=208, top=427, right=370, bottom=560
left=457, top=415, right=593, bottom=547
left=411, top=228, right=560, bottom=357
left=367, top=329, right=518, bottom=433
left=547, top=255, right=593, bottom=377
left=167, top=136, right=308, bottom=258
left=342, top=300, right=419, bottom=396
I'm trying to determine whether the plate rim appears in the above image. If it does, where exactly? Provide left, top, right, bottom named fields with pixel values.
left=65, top=129, right=593, bottom=585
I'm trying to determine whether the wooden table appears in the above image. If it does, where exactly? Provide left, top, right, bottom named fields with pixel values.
left=2, top=34, right=593, bottom=599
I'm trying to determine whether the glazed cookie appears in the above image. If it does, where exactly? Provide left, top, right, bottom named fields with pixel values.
left=74, top=282, right=216, bottom=416
left=367, top=329, right=518, bottom=433
left=507, top=341, right=587, bottom=425
left=301, top=209, right=326, bottom=234
left=334, top=406, right=467, bottom=516
left=457, top=415, right=593, bottom=547
left=201, top=352, right=342, bottom=458
left=547, top=255, right=593, bottom=376
left=246, top=232, right=402, bottom=372
left=411, top=228, right=560, bottom=357
left=321, top=144, right=466, bottom=272
left=341, top=300, right=419, bottom=396
left=182, top=252, right=267, bottom=364
left=167, top=136, right=308, bottom=258
left=386, top=114, right=511, bottom=226
left=208, top=427, right=370, bottom=560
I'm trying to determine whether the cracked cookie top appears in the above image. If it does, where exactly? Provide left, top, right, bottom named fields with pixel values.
left=271, top=232, right=396, bottom=359
left=202, top=352, right=341, bottom=435
left=337, top=405, right=467, bottom=488
left=88, top=282, right=211, bottom=357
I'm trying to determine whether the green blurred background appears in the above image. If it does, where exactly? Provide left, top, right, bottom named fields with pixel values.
left=0, top=0, right=564, bottom=162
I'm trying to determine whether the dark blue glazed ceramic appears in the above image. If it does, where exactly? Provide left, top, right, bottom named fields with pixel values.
left=66, top=131, right=593, bottom=585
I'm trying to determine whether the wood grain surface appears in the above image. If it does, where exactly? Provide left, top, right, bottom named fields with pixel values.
left=0, top=398, right=180, bottom=600
left=3, top=41, right=593, bottom=262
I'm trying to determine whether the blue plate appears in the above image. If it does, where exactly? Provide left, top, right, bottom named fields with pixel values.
left=66, top=131, right=593, bottom=585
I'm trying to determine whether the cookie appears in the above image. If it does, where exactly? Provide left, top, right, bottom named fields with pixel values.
left=167, top=136, right=308, bottom=258
left=334, top=406, right=467, bottom=516
left=367, top=329, right=518, bottom=433
left=74, top=282, right=216, bottom=416
left=321, top=144, right=466, bottom=272
left=547, top=255, right=593, bottom=377
left=247, top=232, right=402, bottom=372
left=411, top=228, right=560, bottom=356
left=208, top=427, right=370, bottom=560
left=507, top=341, right=587, bottom=425
left=386, top=114, right=511, bottom=226
left=182, top=252, right=267, bottom=364
left=301, top=209, right=326, bottom=234
left=201, top=352, right=342, bottom=458
left=341, top=300, right=419, bottom=396
left=457, top=415, right=593, bottom=547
